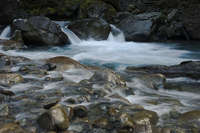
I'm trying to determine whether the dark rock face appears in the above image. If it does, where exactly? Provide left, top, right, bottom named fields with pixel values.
left=19, top=0, right=81, bottom=20
left=181, top=4, right=200, bottom=40
left=79, top=0, right=117, bottom=23
left=102, top=0, right=137, bottom=11
left=118, top=12, right=161, bottom=42
left=68, top=18, right=111, bottom=40
left=0, top=0, right=18, bottom=25
left=12, top=16, right=69, bottom=46
left=126, top=61, right=200, bottom=79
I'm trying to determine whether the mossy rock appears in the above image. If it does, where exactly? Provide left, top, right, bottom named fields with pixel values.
left=79, top=0, right=117, bottom=23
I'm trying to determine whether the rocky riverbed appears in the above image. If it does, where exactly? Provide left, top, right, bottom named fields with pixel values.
left=0, top=0, right=200, bottom=132
left=0, top=47, right=200, bottom=133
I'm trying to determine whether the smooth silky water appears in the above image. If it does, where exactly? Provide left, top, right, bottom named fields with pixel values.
left=0, top=24, right=200, bottom=118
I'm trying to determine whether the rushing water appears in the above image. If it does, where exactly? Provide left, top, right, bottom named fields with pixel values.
left=1, top=25, right=199, bottom=70
left=0, top=25, right=11, bottom=40
left=0, top=24, right=200, bottom=117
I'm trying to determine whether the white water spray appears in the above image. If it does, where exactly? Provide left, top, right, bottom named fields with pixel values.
left=62, top=27, right=81, bottom=45
left=0, top=25, right=11, bottom=40
left=108, top=24, right=125, bottom=42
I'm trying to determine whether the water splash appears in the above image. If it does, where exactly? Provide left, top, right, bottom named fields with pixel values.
left=0, top=25, right=11, bottom=40
left=62, top=27, right=81, bottom=45
left=108, top=24, right=125, bottom=42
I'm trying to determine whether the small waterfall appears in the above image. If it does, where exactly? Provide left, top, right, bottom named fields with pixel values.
left=108, top=24, right=125, bottom=42
left=0, top=25, right=11, bottom=40
left=62, top=26, right=81, bottom=45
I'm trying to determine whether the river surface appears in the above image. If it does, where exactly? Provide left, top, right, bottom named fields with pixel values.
left=0, top=24, right=200, bottom=119
left=1, top=26, right=200, bottom=70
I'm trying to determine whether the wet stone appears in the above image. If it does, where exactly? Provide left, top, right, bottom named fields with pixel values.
left=0, top=89, right=15, bottom=96
left=0, top=123, right=27, bottom=133
left=0, top=104, right=9, bottom=117
left=37, top=104, right=69, bottom=131
left=73, top=105, right=88, bottom=118
left=0, top=73, right=24, bottom=86
left=43, top=98, right=61, bottom=109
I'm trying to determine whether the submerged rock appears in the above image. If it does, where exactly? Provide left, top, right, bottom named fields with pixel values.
left=38, top=104, right=69, bottom=131
left=68, top=18, right=111, bottom=40
left=177, top=110, right=200, bottom=131
left=0, top=73, right=24, bottom=86
left=0, top=104, right=9, bottom=117
left=164, top=80, right=200, bottom=92
left=90, top=69, right=126, bottom=87
left=12, top=16, right=69, bottom=46
left=0, top=123, right=27, bottom=133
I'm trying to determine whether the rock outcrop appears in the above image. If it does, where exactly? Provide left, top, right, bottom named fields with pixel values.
left=12, top=16, right=69, bottom=46
left=68, top=18, right=111, bottom=40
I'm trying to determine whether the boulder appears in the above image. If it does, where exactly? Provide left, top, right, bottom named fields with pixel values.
left=37, top=104, right=69, bottom=131
left=118, top=12, right=161, bottom=42
left=157, top=21, right=190, bottom=41
left=89, top=69, right=126, bottom=87
left=134, top=74, right=166, bottom=90
left=68, top=18, right=111, bottom=40
left=12, top=16, right=69, bottom=46
left=126, top=61, right=200, bottom=79
left=45, top=56, right=87, bottom=71
left=79, top=0, right=117, bottom=23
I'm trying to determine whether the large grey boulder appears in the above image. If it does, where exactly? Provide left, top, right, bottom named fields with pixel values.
left=118, top=12, right=161, bottom=42
left=68, top=18, right=111, bottom=40
left=12, top=16, right=69, bottom=46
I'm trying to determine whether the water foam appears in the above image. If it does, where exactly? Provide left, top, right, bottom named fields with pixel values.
left=0, top=25, right=11, bottom=40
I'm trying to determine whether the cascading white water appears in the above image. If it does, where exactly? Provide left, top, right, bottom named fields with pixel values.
left=0, top=25, right=11, bottom=40
left=108, top=24, right=125, bottom=42
left=61, top=26, right=81, bottom=45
